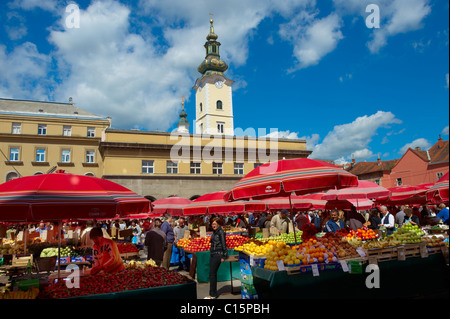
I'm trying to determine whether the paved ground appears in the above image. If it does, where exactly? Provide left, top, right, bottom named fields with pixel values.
left=174, top=268, right=242, bottom=299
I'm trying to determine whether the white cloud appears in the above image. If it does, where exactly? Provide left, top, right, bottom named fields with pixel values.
left=0, top=42, right=52, bottom=99
left=8, top=0, right=62, bottom=13
left=309, top=111, right=402, bottom=161
left=442, top=126, right=449, bottom=136
left=279, top=11, right=343, bottom=70
left=399, top=138, right=431, bottom=154
left=332, top=0, right=431, bottom=53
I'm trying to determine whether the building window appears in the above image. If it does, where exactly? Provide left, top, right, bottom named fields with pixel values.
left=374, top=179, right=380, bottom=185
left=11, top=123, right=21, bottom=134
left=217, top=122, right=224, bottom=134
left=396, top=178, right=402, bottom=186
left=254, top=163, right=263, bottom=169
left=190, top=162, right=201, bottom=174
left=212, top=162, right=223, bottom=175
left=216, top=100, right=223, bottom=110
left=142, top=160, right=154, bottom=174
left=436, top=172, right=444, bottom=180
left=36, top=149, right=46, bottom=162
left=234, top=163, right=244, bottom=175
left=6, top=172, right=19, bottom=182
left=87, top=127, right=95, bottom=137
left=61, top=150, right=71, bottom=163
left=200, top=123, right=203, bottom=134
left=86, top=150, right=95, bottom=163
left=63, top=126, right=72, bottom=136
left=200, top=103, right=202, bottom=112
left=167, top=161, right=178, bottom=174
left=38, top=124, right=47, bottom=135
left=9, top=148, right=20, bottom=161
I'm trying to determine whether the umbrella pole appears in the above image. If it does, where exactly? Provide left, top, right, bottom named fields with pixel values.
left=289, top=193, right=298, bottom=245
left=57, top=221, right=61, bottom=280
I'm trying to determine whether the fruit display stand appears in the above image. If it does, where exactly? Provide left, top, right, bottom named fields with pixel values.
left=249, top=251, right=449, bottom=299
left=241, top=226, right=449, bottom=298
left=39, top=266, right=197, bottom=299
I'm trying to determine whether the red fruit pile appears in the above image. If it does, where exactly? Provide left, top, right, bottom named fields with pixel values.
left=226, top=235, right=249, bottom=249
left=117, top=243, right=139, bottom=253
left=184, top=237, right=211, bottom=252
left=38, top=267, right=192, bottom=299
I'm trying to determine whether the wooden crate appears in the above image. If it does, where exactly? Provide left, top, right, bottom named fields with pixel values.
left=364, top=247, right=397, bottom=263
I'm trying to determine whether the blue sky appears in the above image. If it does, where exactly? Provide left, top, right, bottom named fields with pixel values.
left=0, top=0, right=448, bottom=164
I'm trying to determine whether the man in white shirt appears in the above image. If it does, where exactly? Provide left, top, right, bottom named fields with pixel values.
left=378, top=205, right=395, bottom=235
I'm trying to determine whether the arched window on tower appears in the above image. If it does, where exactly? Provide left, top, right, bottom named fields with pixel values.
left=200, top=102, right=202, bottom=112
left=216, top=100, right=223, bottom=110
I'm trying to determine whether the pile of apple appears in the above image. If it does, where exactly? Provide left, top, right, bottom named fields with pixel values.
left=424, top=235, right=445, bottom=247
left=183, top=237, right=211, bottom=252
left=260, top=231, right=303, bottom=244
left=388, top=224, right=424, bottom=244
left=318, top=232, right=360, bottom=259
left=226, top=235, right=249, bottom=249
left=180, top=235, right=249, bottom=252
left=38, top=267, right=192, bottom=299
left=117, top=243, right=139, bottom=254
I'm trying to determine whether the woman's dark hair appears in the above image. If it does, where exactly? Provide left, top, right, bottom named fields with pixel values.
left=89, top=227, right=103, bottom=239
left=211, top=217, right=222, bottom=225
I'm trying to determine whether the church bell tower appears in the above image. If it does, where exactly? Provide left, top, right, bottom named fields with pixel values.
left=193, top=15, right=234, bottom=136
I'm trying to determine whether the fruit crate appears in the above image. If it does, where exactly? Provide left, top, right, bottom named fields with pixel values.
left=363, top=246, right=398, bottom=263
left=120, top=252, right=140, bottom=260
left=397, top=243, right=424, bottom=261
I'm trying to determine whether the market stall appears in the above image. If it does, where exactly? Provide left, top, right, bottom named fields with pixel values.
left=233, top=223, right=449, bottom=299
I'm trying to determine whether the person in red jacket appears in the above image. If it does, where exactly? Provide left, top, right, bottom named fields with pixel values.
left=89, top=227, right=125, bottom=275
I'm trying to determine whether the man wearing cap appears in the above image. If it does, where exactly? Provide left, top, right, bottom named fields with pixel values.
left=270, top=209, right=290, bottom=235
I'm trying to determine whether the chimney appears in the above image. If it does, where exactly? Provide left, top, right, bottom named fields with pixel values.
left=438, top=135, right=444, bottom=148
left=377, top=157, right=382, bottom=166
left=69, top=97, right=73, bottom=104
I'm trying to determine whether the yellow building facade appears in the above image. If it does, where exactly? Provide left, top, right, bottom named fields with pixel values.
left=0, top=98, right=111, bottom=181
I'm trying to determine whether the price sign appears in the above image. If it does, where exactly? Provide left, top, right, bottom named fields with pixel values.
left=311, top=264, right=320, bottom=276
left=199, top=226, right=206, bottom=238
left=340, top=260, right=349, bottom=272
left=276, top=260, right=286, bottom=271
left=356, top=248, right=366, bottom=257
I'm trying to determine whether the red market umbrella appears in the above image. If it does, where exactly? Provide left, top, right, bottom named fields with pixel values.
left=426, top=172, right=449, bottom=202
left=0, top=172, right=151, bottom=222
left=298, top=193, right=373, bottom=211
left=0, top=171, right=150, bottom=279
left=261, top=195, right=314, bottom=211
left=224, top=158, right=358, bottom=201
left=321, top=180, right=390, bottom=201
left=150, top=196, right=192, bottom=217
left=376, top=184, right=432, bottom=205
left=183, top=191, right=266, bottom=216
left=224, top=158, right=358, bottom=244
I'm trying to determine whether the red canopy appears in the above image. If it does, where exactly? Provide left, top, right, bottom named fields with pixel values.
left=224, top=158, right=358, bottom=201
left=322, top=180, right=390, bottom=200
left=426, top=172, right=449, bottom=202
left=0, top=172, right=151, bottom=222
left=183, top=191, right=266, bottom=216
left=151, top=196, right=192, bottom=217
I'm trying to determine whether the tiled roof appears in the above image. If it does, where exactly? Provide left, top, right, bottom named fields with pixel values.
left=347, top=159, right=399, bottom=176
left=428, top=139, right=449, bottom=164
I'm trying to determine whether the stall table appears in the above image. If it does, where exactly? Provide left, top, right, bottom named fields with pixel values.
left=250, top=253, right=449, bottom=299
left=184, top=249, right=240, bottom=283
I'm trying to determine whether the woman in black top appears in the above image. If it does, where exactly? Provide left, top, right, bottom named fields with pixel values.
left=367, top=208, right=381, bottom=230
left=205, top=217, right=228, bottom=299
